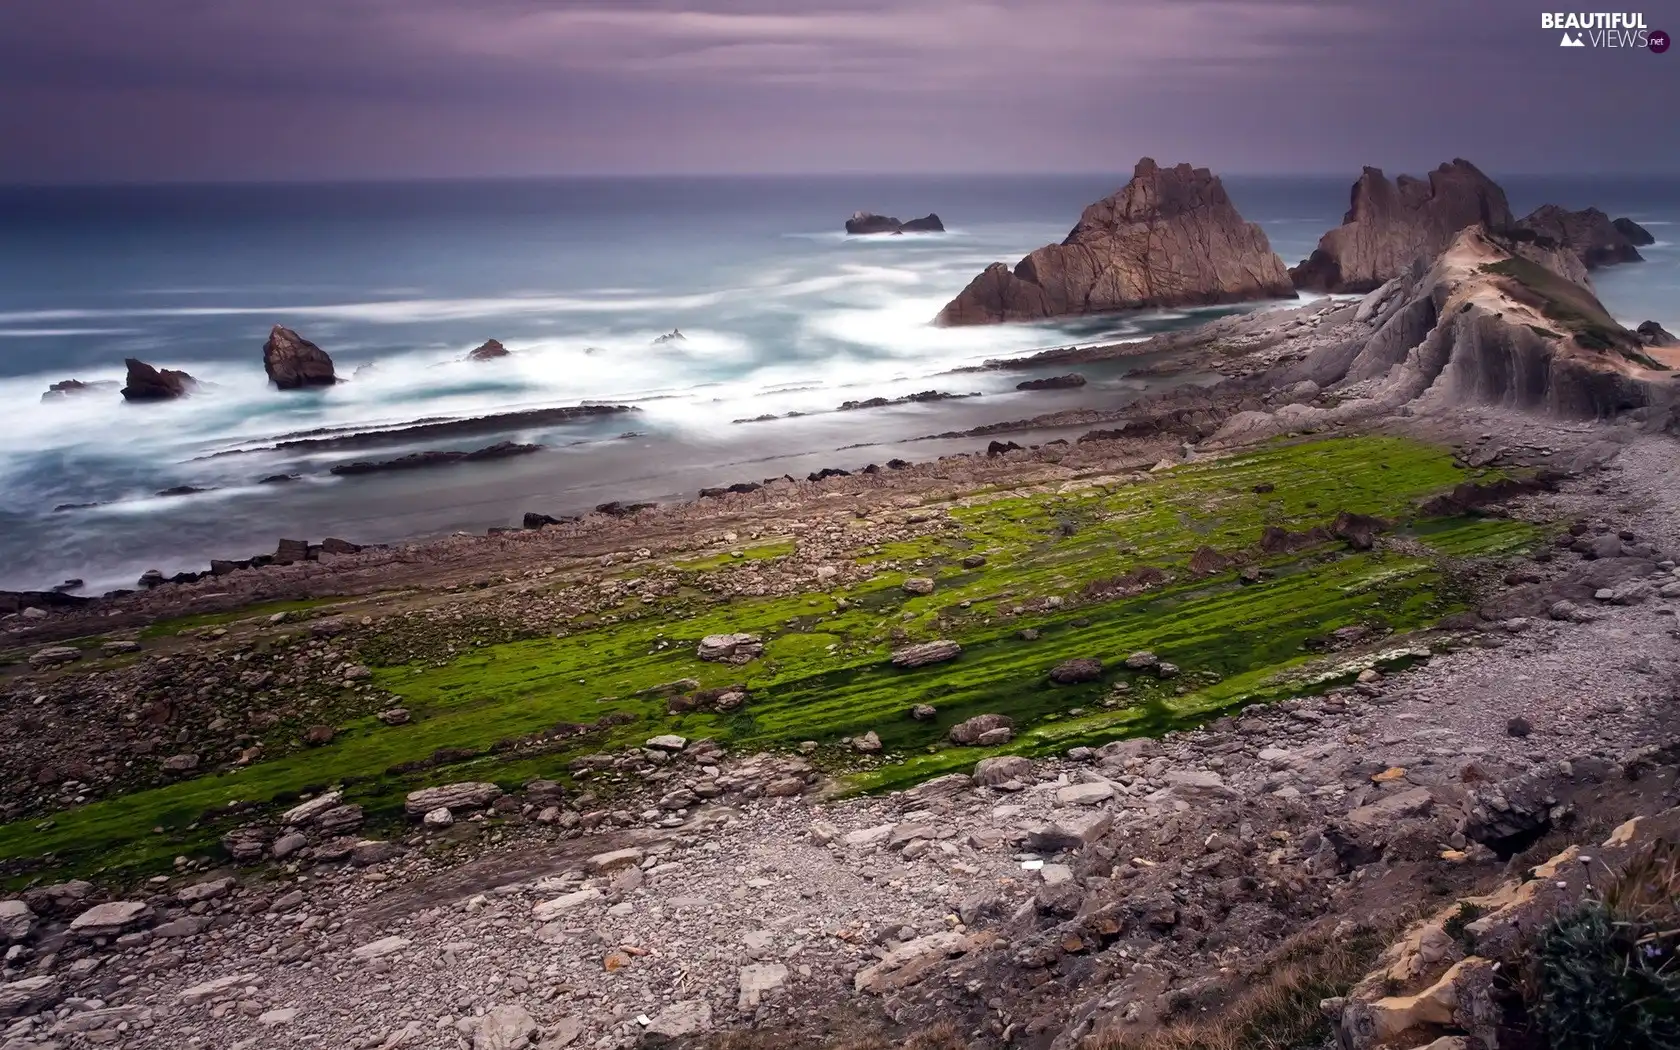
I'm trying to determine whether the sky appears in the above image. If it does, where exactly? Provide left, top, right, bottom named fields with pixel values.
left=0, top=0, right=1675, bottom=181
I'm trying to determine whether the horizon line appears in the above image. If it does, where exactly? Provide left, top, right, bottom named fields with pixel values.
left=6, top=168, right=1680, bottom=190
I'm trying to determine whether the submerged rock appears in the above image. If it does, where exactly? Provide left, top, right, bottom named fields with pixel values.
left=1290, top=159, right=1512, bottom=293
left=41, top=379, right=119, bottom=402
left=936, top=158, right=1293, bottom=325
left=1016, top=374, right=1087, bottom=390
left=263, top=325, right=338, bottom=389
left=121, top=358, right=196, bottom=401
left=1613, top=216, right=1656, bottom=246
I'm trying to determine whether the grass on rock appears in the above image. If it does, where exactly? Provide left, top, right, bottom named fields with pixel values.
left=0, top=436, right=1542, bottom=882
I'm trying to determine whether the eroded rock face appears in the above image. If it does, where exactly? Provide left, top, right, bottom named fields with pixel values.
left=263, top=325, right=338, bottom=390
left=1289, top=159, right=1512, bottom=293
left=936, top=158, right=1293, bottom=325
left=121, top=359, right=196, bottom=401
left=1515, top=204, right=1644, bottom=269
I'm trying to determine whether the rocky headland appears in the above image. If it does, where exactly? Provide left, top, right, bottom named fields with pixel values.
left=935, top=159, right=1295, bottom=326
left=1515, top=203, right=1646, bottom=269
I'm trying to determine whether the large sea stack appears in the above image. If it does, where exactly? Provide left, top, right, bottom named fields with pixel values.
left=263, top=325, right=338, bottom=390
left=935, top=159, right=1294, bottom=326
left=120, top=359, right=196, bottom=402
left=1515, top=205, right=1644, bottom=269
left=1289, top=159, right=1512, bottom=293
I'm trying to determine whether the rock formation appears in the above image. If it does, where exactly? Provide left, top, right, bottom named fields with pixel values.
left=1515, top=205, right=1644, bottom=268
left=329, top=441, right=543, bottom=476
left=468, top=339, right=509, bottom=361
left=846, top=212, right=945, bottom=235
left=1613, top=216, right=1656, bottom=246
left=1210, top=225, right=1673, bottom=446
left=935, top=159, right=1293, bottom=326
left=40, top=379, right=118, bottom=402
left=263, top=325, right=337, bottom=390
left=1638, top=320, right=1677, bottom=347
left=1289, top=159, right=1512, bottom=293
left=120, top=359, right=196, bottom=402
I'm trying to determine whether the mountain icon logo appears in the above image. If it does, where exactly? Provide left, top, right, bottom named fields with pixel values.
left=1560, top=31, right=1586, bottom=46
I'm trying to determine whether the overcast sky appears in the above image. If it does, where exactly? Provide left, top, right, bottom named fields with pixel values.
left=1, top=0, right=1674, bottom=181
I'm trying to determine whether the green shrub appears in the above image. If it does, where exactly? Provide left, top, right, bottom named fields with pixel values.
left=1525, top=840, right=1680, bottom=1050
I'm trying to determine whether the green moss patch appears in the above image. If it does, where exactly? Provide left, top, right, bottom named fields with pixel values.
left=0, top=435, right=1541, bottom=882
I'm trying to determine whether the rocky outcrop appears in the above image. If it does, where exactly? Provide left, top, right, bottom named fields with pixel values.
left=1614, top=216, right=1656, bottom=246
left=935, top=158, right=1293, bottom=326
left=263, top=325, right=337, bottom=389
left=328, top=441, right=543, bottom=476
left=1209, top=226, right=1674, bottom=446
left=1637, top=320, right=1677, bottom=347
left=1016, top=374, right=1086, bottom=391
left=1289, top=159, right=1512, bottom=293
left=846, top=212, right=945, bottom=235
left=41, top=379, right=118, bottom=402
left=121, top=359, right=196, bottom=402
left=468, top=339, right=509, bottom=361
left=1515, top=204, right=1644, bottom=268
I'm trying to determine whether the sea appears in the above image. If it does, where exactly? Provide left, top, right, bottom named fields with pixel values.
left=1, top=173, right=1676, bottom=594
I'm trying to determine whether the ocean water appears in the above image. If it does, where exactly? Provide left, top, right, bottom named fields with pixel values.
left=1, top=174, right=1676, bottom=593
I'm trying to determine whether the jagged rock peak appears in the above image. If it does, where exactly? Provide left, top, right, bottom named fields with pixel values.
left=263, top=325, right=338, bottom=390
left=1290, top=159, right=1513, bottom=293
left=935, top=158, right=1293, bottom=326
left=1515, top=204, right=1644, bottom=269
left=121, top=359, right=196, bottom=402
left=468, top=339, right=510, bottom=361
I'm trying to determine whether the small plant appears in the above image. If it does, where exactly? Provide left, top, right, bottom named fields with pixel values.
left=1442, top=901, right=1485, bottom=952
left=1523, top=839, right=1680, bottom=1050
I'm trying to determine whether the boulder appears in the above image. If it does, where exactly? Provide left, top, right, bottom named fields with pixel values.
left=468, top=339, right=510, bottom=361
left=0, top=901, right=36, bottom=943
left=901, top=576, right=936, bottom=595
left=263, top=325, right=338, bottom=389
left=27, top=646, right=80, bottom=669
left=121, top=358, right=196, bottom=401
left=973, top=755, right=1034, bottom=787
left=403, top=782, right=502, bottom=816
left=949, top=713, right=1014, bottom=746
left=472, top=1004, right=538, bottom=1050
left=936, top=158, right=1293, bottom=325
left=0, top=975, right=63, bottom=1019
left=1515, top=204, right=1643, bottom=269
left=1290, top=159, right=1512, bottom=293
left=69, top=900, right=152, bottom=938
left=853, top=731, right=883, bottom=753
left=891, top=640, right=962, bottom=668
left=1048, top=657, right=1103, bottom=684
left=696, top=633, right=763, bottom=664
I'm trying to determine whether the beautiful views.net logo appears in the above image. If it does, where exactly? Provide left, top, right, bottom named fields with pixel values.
left=1541, top=11, right=1670, bottom=50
